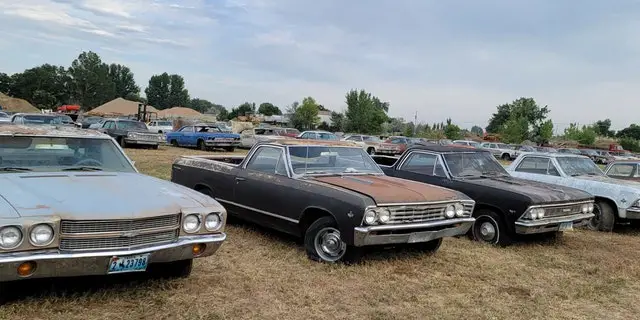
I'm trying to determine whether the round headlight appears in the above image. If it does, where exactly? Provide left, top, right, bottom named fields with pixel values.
left=537, top=208, right=545, bottom=219
left=587, top=203, right=594, bottom=212
left=183, top=214, right=201, bottom=233
left=364, top=210, right=377, bottom=225
left=205, top=213, right=222, bottom=231
left=581, top=204, right=589, bottom=213
left=378, top=208, right=391, bottom=223
left=529, top=210, right=538, bottom=220
left=454, top=203, right=465, bottom=217
left=0, top=226, right=23, bottom=249
left=29, top=224, right=54, bottom=246
left=444, top=205, right=456, bottom=218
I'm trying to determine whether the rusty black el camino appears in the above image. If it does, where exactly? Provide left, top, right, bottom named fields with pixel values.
left=171, top=139, right=476, bottom=263
left=372, top=144, right=596, bottom=246
left=0, top=125, right=227, bottom=301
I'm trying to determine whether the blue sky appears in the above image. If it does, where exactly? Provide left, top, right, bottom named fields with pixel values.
left=0, top=0, right=638, bottom=132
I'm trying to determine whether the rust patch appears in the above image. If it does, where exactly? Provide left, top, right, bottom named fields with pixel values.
left=0, top=124, right=107, bottom=138
left=311, top=175, right=461, bottom=204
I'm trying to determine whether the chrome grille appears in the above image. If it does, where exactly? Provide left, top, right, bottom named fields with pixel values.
left=61, top=214, right=180, bottom=234
left=60, top=230, right=179, bottom=251
left=386, top=201, right=474, bottom=224
left=59, top=214, right=181, bottom=252
left=542, top=203, right=585, bottom=218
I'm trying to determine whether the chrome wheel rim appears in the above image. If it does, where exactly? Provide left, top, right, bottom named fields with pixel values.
left=590, top=204, right=602, bottom=229
left=479, top=222, right=496, bottom=241
left=314, top=227, right=346, bottom=262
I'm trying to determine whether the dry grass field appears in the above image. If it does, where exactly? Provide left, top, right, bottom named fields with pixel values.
left=1, top=146, right=638, bottom=320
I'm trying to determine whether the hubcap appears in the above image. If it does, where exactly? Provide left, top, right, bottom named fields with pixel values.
left=479, top=222, right=496, bottom=241
left=314, top=227, right=346, bottom=262
left=590, top=205, right=601, bottom=228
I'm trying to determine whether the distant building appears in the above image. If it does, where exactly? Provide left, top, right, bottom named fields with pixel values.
left=318, top=110, right=332, bottom=125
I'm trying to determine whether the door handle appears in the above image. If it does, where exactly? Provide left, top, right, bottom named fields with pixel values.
left=235, top=177, right=246, bottom=182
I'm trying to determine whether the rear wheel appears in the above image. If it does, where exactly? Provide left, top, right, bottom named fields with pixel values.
left=501, top=153, right=510, bottom=161
left=469, top=209, right=512, bottom=246
left=304, top=216, right=362, bottom=264
left=197, top=139, right=207, bottom=151
left=588, top=200, right=616, bottom=232
left=170, top=139, right=179, bottom=147
left=367, top=147, right=375, bottom=155
left=149, top=259, right=193, bottom=279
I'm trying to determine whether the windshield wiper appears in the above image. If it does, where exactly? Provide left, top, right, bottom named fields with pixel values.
left=61, top=166, right=103, bottom=171
left=0, top=167, right=33, bottom=172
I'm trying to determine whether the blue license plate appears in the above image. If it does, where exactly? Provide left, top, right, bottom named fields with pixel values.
left=107, top=254, right=149, bottom=274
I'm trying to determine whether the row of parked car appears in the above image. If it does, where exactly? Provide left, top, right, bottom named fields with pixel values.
left=2, top=123, right=640, bottom=302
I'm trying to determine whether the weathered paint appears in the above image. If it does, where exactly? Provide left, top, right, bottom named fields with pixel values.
left=311, top=175, right=465, bottom=204
left=269, top=139, right=358, bottom=147
left=0, top=124, right=108, bottom=138
left=0, top=172, right=224, bottom=219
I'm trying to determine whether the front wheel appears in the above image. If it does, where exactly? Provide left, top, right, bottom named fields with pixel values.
left=149, top=259, right=193, bottom=279
left=469, top=209, right=512, bottom=246
left=588, top=200, right=616, bottom=232
left=197, top=139, right=207, bottom=151
left=367, top=147, right=375, bottom=155
left=118, top=137, right=127, bottom=148
left=304, top=216, right=362, bottom=264
left=170, top=139, right=179, bottom=147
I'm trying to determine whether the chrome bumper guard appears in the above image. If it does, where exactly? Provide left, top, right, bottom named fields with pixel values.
left=0, top=234, right=225, bottom=282
left=353, top=218, right=475, bottom=247
left=514, top=213, right=594, bottom=234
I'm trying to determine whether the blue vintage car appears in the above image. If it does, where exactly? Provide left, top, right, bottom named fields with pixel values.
left=166, top=123, right=241, bottom=151
left=0, top=125, right=227, bottom=301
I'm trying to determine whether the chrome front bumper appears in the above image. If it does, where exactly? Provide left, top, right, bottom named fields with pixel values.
left=0, top=234, right=225, bottom=282
left=514, top=213, right=594, bottom=234
left=624, top=208, right=640, bottom=220
left=125, top=138, right=160, bottom=145
left=203, top=141, right=240, bottom=147
left=353, top=218, right=475, bottom=247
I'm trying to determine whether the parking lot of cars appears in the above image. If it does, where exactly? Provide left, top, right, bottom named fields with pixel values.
left=2, top=122, right=640, bottom=319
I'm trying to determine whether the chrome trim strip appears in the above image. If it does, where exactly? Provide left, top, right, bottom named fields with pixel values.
left=60, top=225, right=180, bottom=239
left=354, top=217, right=475, bottom=232
left=514, top=213, right=594, bottom=227
left=376, top=199, right=475, bottom=207
left=216, top=198, right=299, bottom=223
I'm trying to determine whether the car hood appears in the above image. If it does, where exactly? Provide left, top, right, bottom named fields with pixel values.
left=458, top=175, right=592, bottom=203
left=311, top=175, right=467, bottom=204
left=0, top=172, right=221, bottom=219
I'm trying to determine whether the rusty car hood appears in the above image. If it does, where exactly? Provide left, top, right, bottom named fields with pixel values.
left=0, top=172, right=221, bottom=218
left=458, top=176, right=592, bottom=204
left=311, top=175, right=466, bottom=204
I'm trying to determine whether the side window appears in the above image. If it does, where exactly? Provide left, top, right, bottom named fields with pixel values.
left=246, top=147, right=288, bottom=176
left=346, top=136, right=359, bottom=141
left=515, top=157, right=556, bottom=175
left=301, top=132, right=310, bottom=139
left=401, top=152, right=447, bottom=177
left=607, top=164, right=636, bottom=177
left=180, top=126, right=194, bottom=133
left=103, top=121, right=113, bottom=129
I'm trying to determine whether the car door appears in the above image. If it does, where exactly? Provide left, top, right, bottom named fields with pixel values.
left=232, top=145, right=298, bottom=233
left=390, top=151, right=452, bottom=187
left=101, top=120, right=116, bottom=137
left=178, top=126, right=195, bottom=145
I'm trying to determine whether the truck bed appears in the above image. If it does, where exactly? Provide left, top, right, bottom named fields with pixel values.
left=179, top=155, right=245, bottom=167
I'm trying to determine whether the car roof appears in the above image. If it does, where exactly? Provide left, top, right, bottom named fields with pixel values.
left=517, top=151, right=589, bottom=159
left=407, top=143, right=484, bottom=153
left=15, top=113, right=58, bottom=117
left=0, top=124, right=110, bottom=138
left=264, top=139, right=358, bottom=147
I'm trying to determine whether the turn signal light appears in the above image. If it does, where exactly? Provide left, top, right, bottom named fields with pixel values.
left=17, top=261, right=37, bottom=277
left=192, top=243, right=206, bottom=256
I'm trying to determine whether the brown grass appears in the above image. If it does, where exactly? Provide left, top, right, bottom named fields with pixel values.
left=1, top=146, right=639, bottom=319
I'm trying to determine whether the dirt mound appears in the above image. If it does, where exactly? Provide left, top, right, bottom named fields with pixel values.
left=0, top=92, right=39, bottom=113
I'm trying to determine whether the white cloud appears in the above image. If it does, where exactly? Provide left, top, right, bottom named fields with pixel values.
left=1, top=0, right=639, bottom=131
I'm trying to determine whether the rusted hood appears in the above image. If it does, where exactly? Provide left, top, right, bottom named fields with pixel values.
left=311, top=175, right=466, bottom=204
left=0, top=172, right=223, bottom=219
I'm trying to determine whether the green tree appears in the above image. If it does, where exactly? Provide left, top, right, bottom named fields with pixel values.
left=144, top=73, right=190, bottom=109
left=616, top=124, right=640, bottom=140
left=0, top=72, right=11, bottom=94
left=68, top=51, right=114, bottom=110
left=344, top=89, right=389, bottom=134
left=619, top=137, right=640, bottom=152
left=8, top=64, right=71, bottom=109
left=500, top=115, right=529, bottom=143
left=470, top=125, right=483, bottom=136
left=535, top=119, right=554, bottom=145
left=108, top=64, right=139, bottom=100
left=216, top=108, right=229, bottom=121
left=403, top=122, right=415, bottom=137
left=329, top=111, right=346, bottom=132
left=295, top=97, right=320, bottom=130
left=258, top=102, right=282, bottom=116
left=564, top=123, right=597, bottom=145
left=188, top=98, right=224, bottom=114
left=228, top=102, right=256, bottom=120
left=594, top=119, right=615, bottom=137
left=487, top=97, right=551, bottom=143
left=443, top=118, right=463, bottom=140
left=286, top=101, right=303, bottom=129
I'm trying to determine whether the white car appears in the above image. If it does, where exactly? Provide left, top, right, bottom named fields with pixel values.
left=239, top=127, right=287, bottom=148
left=148, top=120, right=174, bottom=133
left=341, top=134, right=382, bottom=155
left=0, top=112, right=10, bottom=123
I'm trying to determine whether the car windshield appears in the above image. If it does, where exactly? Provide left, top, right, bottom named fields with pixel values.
left=58, top=115, right=74, bottom=124
left=0, top=112, right=8, bottom=118
left=23, top=115, right=63, bottom=124
left=0, top=136, right=136, bottom=173
left=443, top=151, right=508, bottom=178
left=363, top=135, right=381, bottom=142
left=117, top=121, right=147, bottom=130
left=556, top=156, right=604, bottom=176
left=288, top=146, right=383, bottom=176
left=195, top=126, right=222, bottom=133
